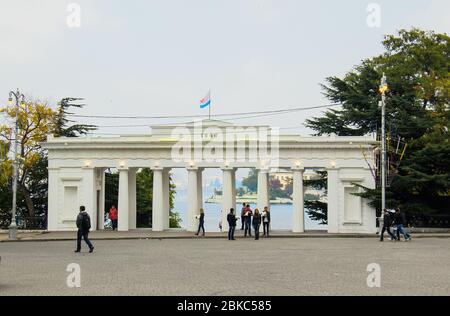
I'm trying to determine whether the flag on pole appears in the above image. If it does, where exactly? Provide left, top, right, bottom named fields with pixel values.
left=199, top=90, right=211, bottom=108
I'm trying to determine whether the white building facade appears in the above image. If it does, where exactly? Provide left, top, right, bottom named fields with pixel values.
left=42, top=120, right=378, bottom=234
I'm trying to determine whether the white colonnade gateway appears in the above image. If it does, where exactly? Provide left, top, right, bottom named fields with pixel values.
left=42, top=119, right=377, bottom=234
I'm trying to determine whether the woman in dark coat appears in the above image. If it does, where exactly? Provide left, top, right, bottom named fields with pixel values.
left=195, top=208, right=205, bottom=236
left=252, top=209, right=262, bottom=240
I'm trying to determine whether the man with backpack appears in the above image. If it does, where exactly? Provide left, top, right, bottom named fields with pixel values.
left=75, top=205, right=94, bottom=253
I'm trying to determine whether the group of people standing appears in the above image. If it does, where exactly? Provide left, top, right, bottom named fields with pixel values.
left=239, top=203, right=271, bottom=240
left=380, top=207, right=411, bottom=241
left=224, top=203, right=271, bottom=240
left=195, top=203, right=271, bottom=241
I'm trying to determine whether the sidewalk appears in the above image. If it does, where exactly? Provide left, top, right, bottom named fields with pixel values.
left=2, top=229, right=450, bottom=242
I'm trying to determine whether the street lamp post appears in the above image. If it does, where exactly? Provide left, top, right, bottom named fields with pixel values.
left=8, top=89, right=25, bottom=240
left=379, top=74, right=388, bottom=233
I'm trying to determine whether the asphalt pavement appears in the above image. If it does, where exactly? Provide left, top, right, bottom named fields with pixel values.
left=1, top=237, right=449, bottom=295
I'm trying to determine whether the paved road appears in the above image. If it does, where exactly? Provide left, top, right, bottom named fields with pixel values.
left=1, top=237, right=449, bottom=295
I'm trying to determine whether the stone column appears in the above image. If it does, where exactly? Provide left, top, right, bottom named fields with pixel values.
left=257, top=168, right=270, bottom=212
left=47, top=167, right=59, bottom=231
left=118, top=168, right=129, bottom=231
left=231, top=169, right=236, bottom=211
left=82, top=167, right=97, bottom=230
left=221, top=167, right=234, bottom=232
left=327, top=168, right=339, bottom=233
left=187, top=167, right=199, bottom=232
left=292, top=167, right=305, bottom=233
left=128, top=168, right=137, bottom=230
left=152, top=167, right=164, bottom=231
left=97, top=168, right=106, bottom=230
left=162, top=168, right=171, bottom=230
left=197, top=168, right=204, bottom=212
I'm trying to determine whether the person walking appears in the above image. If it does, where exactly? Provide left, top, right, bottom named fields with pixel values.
left=195, top=208, right=205, bottom=236
left=109, top=205, right=118, bottom=230
left=227, top=208, right=237, bottom=240
left=262, top=206, right=271, bottom=237
left=244, top=204, right=253, bottom=237
left=394, top=207, right=410, bottom=241
left=240, top=202, right=246, bottom=230
left=380, top=209, right=396, bottom=241
left=252, top=208, right=262, bottom=240
left=75, top=206, right=94, bottom=253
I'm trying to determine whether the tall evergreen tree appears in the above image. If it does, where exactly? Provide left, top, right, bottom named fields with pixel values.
left=53, top=98, right=97, bottom=137
left=306, top=29, right=450, bottom=218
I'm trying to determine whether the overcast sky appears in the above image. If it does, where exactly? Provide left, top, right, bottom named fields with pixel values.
left=1, top=0, right=448, bottom=187
left=1, top=0, right=449, bottom=137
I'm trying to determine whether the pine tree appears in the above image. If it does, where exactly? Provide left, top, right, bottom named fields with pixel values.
left=306, top=28, right=450, bottom=219
left=53, top=98, right=97, bottom=137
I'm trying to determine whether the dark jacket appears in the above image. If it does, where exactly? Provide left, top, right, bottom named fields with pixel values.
left=262, top=211, right=271, bottom=223
left=199, top=213, right=205, bottom=223
left=383, top=212, right=392, bottom=226
left=227, top=213, right=237, bottom=227
left=394, top=212, right=406, bottom=225
left=76, top=211, right=91, bottom=231
left=252, top=214, right=261, bottom=226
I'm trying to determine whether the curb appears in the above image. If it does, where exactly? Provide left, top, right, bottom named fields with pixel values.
left=2, top=234, right=450, bottom=242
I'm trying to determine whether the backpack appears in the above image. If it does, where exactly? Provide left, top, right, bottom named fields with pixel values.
left=81, top=212, right=91, bottom=230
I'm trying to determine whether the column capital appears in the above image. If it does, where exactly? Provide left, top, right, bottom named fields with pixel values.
left=117, top=167, right=129, bottom=172
left=327, top=161, right=339, bottom=170
left=291, top=166, right=305, bottom=172
left=256, top=167, right=270, bottom=173
left=152, top=166, right=172, bottom=172
left=186, top=166, right=199, bottom=171
left=220, top=166, right=234, bottom=171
